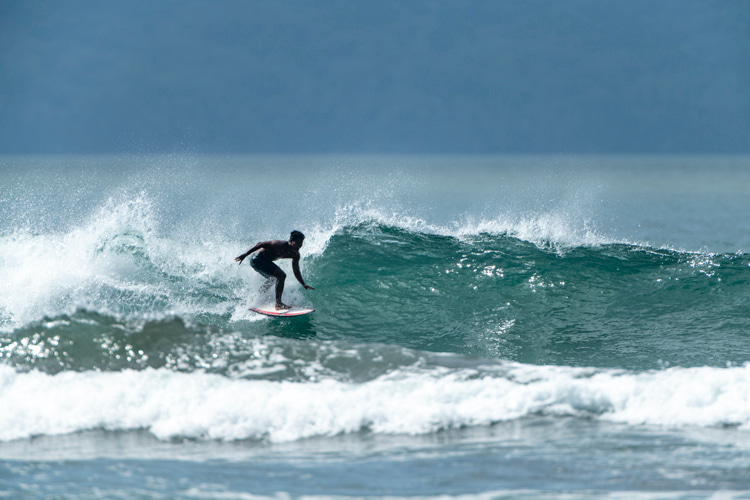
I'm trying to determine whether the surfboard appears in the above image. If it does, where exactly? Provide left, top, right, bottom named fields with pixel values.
left=250, top=303, right=315, bottom=317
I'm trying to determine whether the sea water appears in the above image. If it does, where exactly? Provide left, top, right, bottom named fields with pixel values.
left=1, top=155, right=749, bottom=499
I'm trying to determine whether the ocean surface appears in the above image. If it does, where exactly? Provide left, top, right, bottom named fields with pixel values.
left=1, top=155, right=749, bottom=499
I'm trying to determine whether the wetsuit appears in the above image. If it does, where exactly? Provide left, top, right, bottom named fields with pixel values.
left=250, top=251, right=282, bottom=279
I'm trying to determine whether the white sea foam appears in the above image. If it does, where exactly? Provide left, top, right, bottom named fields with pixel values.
left=0, top=194, right=277, bottom=332
left=1, top=362, right=749, bottom=443
left=319, top=204, right=613, bottom=253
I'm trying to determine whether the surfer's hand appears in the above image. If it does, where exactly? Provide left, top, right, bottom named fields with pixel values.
left=235, top=255, right=245, bottom=264
left=304, top=285, right=315, bottom=290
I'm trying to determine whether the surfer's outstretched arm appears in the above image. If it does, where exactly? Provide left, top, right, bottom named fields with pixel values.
left=235, top=241, right=267, bottom=264
left=292, top=256, right=315, bottom=290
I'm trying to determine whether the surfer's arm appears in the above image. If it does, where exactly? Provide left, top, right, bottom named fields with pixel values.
left=235, top=242, right=267, bottom=264
left=292, top=256, right=314, bottom=290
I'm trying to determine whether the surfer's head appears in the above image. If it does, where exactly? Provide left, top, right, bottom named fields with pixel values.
left=290, top=230, right=305, bottom=248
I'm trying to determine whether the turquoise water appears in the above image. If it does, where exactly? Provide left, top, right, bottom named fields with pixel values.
left=1, top=155, right=750, bottom=498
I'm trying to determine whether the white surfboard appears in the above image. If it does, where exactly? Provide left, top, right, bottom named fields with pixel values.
left=250, top=303, right=315, bottom=317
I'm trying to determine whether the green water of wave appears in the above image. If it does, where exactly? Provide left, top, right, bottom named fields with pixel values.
left=308, top=224, right=750, bottom=368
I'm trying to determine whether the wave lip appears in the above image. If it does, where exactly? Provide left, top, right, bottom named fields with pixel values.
left=2, top=362, right=749, bottom=443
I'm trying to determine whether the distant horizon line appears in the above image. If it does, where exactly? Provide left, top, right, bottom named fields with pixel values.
left=2, top=152, right=750, bottom=158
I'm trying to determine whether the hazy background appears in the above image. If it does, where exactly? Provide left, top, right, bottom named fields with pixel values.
left=1, top=0, right=748, bottom=154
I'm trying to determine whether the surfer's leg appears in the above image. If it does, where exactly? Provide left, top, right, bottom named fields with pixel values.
left=274, top=270, right=289, bottom=309
left=252, top=255, right=285, bottom=305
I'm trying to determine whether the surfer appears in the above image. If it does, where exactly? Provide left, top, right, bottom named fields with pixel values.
left=235, top=230, right=314, bottom=310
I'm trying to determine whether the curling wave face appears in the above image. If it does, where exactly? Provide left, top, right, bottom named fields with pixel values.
left=2, top=212, right=749, bottom=373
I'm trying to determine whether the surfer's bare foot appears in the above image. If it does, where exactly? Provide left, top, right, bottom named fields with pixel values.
left=276, top=302, right=290, bottom=310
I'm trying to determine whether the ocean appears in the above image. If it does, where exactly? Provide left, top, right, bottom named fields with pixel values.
left=1, top=154, right=749, bottom=499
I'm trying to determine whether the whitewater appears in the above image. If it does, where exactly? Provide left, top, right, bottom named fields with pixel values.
left=1, top=155, right=750, bottom=499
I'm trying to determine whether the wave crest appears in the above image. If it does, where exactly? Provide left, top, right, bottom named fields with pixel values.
left=2, top=362, right=749, bottom=443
